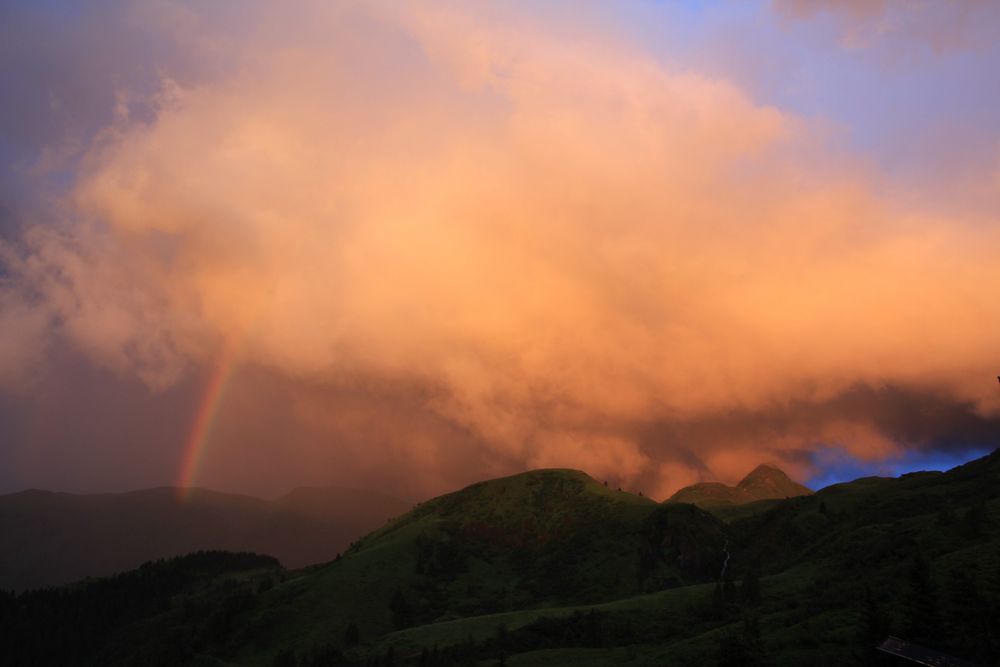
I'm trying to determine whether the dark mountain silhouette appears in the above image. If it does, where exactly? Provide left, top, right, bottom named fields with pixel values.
left=668, top=463, right=813, bottom=507
left=0, top=484, right=409, bottom=591
left=2, top=449, right=998, bottom=666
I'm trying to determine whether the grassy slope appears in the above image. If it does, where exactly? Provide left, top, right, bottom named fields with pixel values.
left=5, top=452, right=999, bottom=666
left=231, top=469, right=727, bottom=664
left=347, top=452, right=1000, bottom=665
left=356, top=454, right=999, bottom=665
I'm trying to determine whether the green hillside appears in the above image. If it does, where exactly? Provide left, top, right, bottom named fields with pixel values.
left=3, top=452, right=999, bottom=666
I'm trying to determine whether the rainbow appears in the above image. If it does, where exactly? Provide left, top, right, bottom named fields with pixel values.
left=176, top=332, right=245, bottom=499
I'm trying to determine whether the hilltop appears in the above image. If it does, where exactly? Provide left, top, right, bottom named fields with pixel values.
left=668, top=464, right=813, bottom=508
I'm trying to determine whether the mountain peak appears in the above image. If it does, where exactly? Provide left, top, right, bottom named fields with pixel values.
left=739, top=464, right=791, bottom=486
left=745, top=463, right=784, bottom=475
left=669, top=463, right=811, bottom=508
left=737, top=464, right=811, bottom=499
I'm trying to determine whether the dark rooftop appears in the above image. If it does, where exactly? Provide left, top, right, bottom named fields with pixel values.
left=877, top=636, right=978, bottom=667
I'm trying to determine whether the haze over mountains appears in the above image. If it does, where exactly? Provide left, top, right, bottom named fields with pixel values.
left=0, top=485, right=410, bottom=591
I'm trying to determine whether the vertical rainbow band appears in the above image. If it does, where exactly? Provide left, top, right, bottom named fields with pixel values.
left=176, top=332, right=244, bottom=499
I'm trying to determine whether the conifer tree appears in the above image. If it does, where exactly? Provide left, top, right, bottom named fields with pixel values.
left=344, top=621, right=360, bottom=647
left=903, top=552, right=943, bottom=643
left=947, top=568, right=993, bottom=658
left=712, top=581, right=726, bottom=619
left=740, top=568, right=761, bottom=607
left=715, top=614, right=767, bottom=667
left=390, top=588, right=413, bottom=629
left=855, top=584, right=891, bottom=666
left=723, top=569, right=737, bottom=605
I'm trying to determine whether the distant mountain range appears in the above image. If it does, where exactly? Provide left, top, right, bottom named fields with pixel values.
left=0, top=463, right=808, bottom=593
left=0, top=484, right=410, bottom=591
left=668, top=464, right=813, bottom=507
left=0, top=464, right=809, bottom=593
left=2, top=452, right=998, bottom=666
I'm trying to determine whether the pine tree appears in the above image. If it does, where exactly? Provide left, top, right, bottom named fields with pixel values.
left=962, top=503, right=988, bottom=540
left=495, top=622, right=508, bottom=651
left=947, top=568, right=993, bottom=659
left=723, top=569, right=737, bottom=605
left=740, top=568, right=761, bottom=607
left=344, top=621, right=360, bottom=647
left=903, top=552, right=943, bottom=643
left=390, top=588, right=413, bottom=629
left=856, top=584, right=891, bottom=665
left=712, top=581, right=726, bottom=619
left=936, top=505, right=956, bottom=527
left=715, top=614, right=767, bottom=667
left=271, top=647, right=297, bottom=667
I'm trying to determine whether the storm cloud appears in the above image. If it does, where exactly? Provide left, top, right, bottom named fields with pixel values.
left=1, top=1, right=998, bottom=499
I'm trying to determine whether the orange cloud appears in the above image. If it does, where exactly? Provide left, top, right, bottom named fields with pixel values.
left=3, top=1, right=1000, bottom=497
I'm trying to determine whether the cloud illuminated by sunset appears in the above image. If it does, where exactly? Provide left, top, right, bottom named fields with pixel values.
left=1, top=0, right=998, bottom=499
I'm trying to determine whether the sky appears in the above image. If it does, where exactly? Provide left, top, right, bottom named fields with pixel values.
left=1, top=0, right=999, bottom=501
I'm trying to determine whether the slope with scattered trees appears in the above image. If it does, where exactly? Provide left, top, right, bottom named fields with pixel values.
left=3, top=452, right=998, bottom=666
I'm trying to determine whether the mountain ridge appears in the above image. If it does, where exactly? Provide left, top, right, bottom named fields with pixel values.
left=0, top=483, right=411, bottom=591
left=668, top=463, right=813, bottom=508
